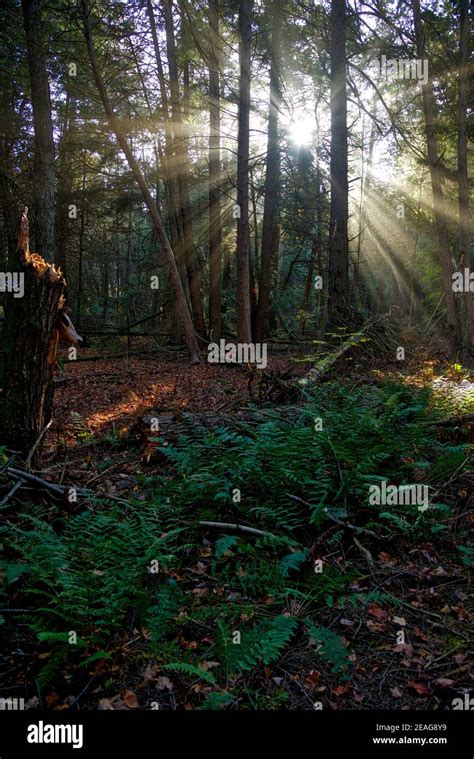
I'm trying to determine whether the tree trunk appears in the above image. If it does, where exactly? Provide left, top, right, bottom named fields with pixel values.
left=328, top=0, right=349, bottom=325
left=0, top=89, right=20, bottom=270
left=236, top=0, right=253, bottom=343
left=81, top=0, right=200, bottom=363
left=208, top=0, right=222, bottom=340
left=413, top=0, right=457, bottom=343
left=457, top=0, right=474, bottom=352
left=55, top=87, right=76, bottom=280
left=21, top=0, right=56, bottom=261
left=163, top=0, right=206, bottom=340
left=145, top=0, right=187, bottom=343
left=255, top=0, right=282, bottom=342
left=76, top=160, right=86, bottom=329
left=0, top=210, right=65, bottom=461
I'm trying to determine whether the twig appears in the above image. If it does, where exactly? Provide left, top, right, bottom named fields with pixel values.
left=353, top=535, right=374, bottom=564
left=6, top=467, right=64, bottom=496
left=285, top=493, right=379, bottom=538
left=196, top=521, right=281, bottom=540
left=0, top=452, right=20, bottom=475
left=69, top=676, right=97, bottom=709
left=25, top=420, right=52, bottom=468
left=5, top=467, right=132, bottom=506
left=423, top=644, right=465, bottom=670
left=0, top=478, right=25, bottom=508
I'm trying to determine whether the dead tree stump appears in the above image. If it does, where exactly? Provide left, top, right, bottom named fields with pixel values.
left=0, top=209, right=66, bottom=462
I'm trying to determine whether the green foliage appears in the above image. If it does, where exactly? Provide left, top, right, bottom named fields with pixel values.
left=305, top=621, right=350, bottom=674
left=161, top=661, right=217, bottom=685
left=0, top=379, right=468, bottom=706
left=279, top=551, right=308, bottom=577
left=3, top=505, right=186, bottom=646
left=214, top=535, right=239, bottom=559
left=218, top=615, right=298, bottom=673
left=146, top=583, right=184, bottom=647
left=197, top=692, right=235, bottom=710
left=158, top=382, right=462, bottom=536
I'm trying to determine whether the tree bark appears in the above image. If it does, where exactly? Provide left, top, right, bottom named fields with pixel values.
left=457, top=0, right=474, bottom=351
left=0, top=88, right=20, bottom=270
left=0, top=210, right=65, bottom=461
left=328, top=0, right=349, bottom=325
left=81, top=0, right=200, bottom=363
left=413, top=0, right=457, bottom=342
left=21, top=0, right=56, bottom=261
left=145, top=0, right=187, bottom=343
left=255, top=0, right=282, bottom=342
left=55, top=88, right=76, bottom=280
left=163, top=0, right=206, bottom=339
left=208, top=0, right=223, bottom=340
left=236, top=0, right=253, bottom=343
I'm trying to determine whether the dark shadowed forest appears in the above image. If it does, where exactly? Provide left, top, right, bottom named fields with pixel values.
left=0, top=0, right=472, bottom=740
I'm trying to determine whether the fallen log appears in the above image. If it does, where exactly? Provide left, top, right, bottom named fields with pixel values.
left=298, top=313, right=395, bottom=386
left=298, top=327, right=368, bottom=386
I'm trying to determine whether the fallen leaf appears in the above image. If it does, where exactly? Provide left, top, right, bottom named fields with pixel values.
left=304, top=670, right=320, bottom=689
left=392, top=616, right=406, bottom=626
left=406, top=681, right=431, bottom=697
left=331, top=683, right=350, bottom=697
left=339, top=618, right=354, bottom=627
left=434, top=678, right=454, bottom=688
left=122, top=690, right=139, bottom=709
left=368, top=604, right=388, bottom=620
left=366, top=620, right=386, bottom=632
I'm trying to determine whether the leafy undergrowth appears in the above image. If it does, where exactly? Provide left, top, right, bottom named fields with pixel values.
left=0, top=371, right=472, bottom=710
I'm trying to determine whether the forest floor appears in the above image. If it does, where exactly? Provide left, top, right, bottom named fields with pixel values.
left=1, top=334, right=472, bottom=711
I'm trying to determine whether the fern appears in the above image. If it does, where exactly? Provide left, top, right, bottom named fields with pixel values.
left=214, top=535, right=238, bottom=559
left=305, top=620, right=350, bottom=674
left=146, top=583, right=184, bottom=646
left=221, top=615, right=298, bottom=672
left=279, top=551, right=308, bottom=577
left=162, top=661, right=217, bottom=685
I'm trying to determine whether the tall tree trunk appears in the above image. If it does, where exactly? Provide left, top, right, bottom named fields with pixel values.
left=163, top=0, right=206, bottom=339
left=56, top=88, right=76, bottom=279
left=302, top=161, right=323, bottom=335
left=236, top=0, right=253, bottom=343
left=208, top=0, right=222, bottom=340
left=0, top=89, right=20, bottom=270
left=21, top=0, right=56, bottom=260
left=255, top=0, right=282, bottom=342
left=76, top=160, right=86, bottom=329
left=146, top=0, right=186, bottom=343
left=81, top=0, right=200, bottom=363
left=413, top=0, right=457, bottom=343
left=355, top=103, right=376, bottom=306
left=328, top=0, right=349, bottom=325
left=457, top=0, right=474, bottom=352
